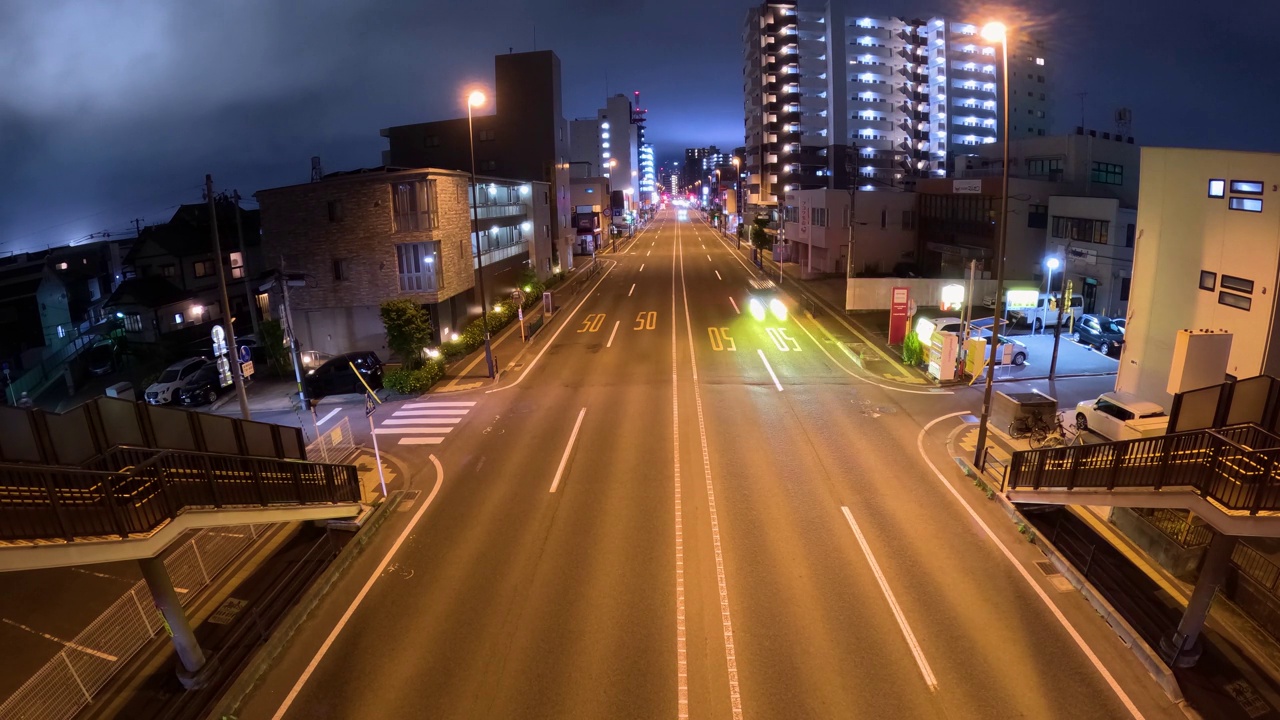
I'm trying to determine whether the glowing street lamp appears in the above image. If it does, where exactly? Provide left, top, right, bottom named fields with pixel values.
left=465, top=87, right=496, bottom=378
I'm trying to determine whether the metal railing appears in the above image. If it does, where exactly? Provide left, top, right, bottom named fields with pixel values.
left=1232, top=542, right=1280, bottom=593
left=1005, top=424, right=1280, bottom=515
left=1131, top=508, right=1215, bottom=548
left=305, top=416, right=356, bottom=465
left=0, top=448, right=359, bottom=543
left=0, top=524, right=267, bottom=720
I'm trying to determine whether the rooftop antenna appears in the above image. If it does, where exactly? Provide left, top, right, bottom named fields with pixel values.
left=533, top=24, right=537, bottom=51
left=1115, top=107, right=1133, bottom=138
left=311, top=156, right=323, bottom=182
left=1075, top=92, right=1087, bottom=130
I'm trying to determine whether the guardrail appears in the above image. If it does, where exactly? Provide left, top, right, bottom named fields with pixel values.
left=1005, top=423, right=1280, bottom=514
left=0, top=524, right=268, bottom=720
left=305, top=416, right=356, bottom=464
left=0, top=447, right=360, bottom=543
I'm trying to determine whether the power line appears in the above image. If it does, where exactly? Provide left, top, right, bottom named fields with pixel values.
left=0, top=184, right=202, bottom=248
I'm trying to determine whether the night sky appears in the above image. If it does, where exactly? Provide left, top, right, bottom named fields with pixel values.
left=2, top=0, right=1277, bottom=254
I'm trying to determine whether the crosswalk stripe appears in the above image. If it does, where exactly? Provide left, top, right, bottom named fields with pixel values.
left=392, top=409, right=469, bottom=416
left=374, top=427, right=454, bottom=435
left=398, top=437, right=445, bottom=445
left=403, top=402, right=476, bottom=408
left=381, top=418, right=461, bottom=425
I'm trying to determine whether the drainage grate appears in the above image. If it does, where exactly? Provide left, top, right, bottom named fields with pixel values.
left=208, top=597, right=248, bottom=625
left=1035, top=561, right=1060, bottom=577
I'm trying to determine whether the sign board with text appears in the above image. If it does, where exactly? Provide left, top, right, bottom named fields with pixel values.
left=888, top=286, right=910, bottom=345
left=953, top=179, right=983, bottom=194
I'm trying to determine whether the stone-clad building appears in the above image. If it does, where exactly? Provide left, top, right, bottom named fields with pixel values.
left=256, top=166, right=551, bottom=357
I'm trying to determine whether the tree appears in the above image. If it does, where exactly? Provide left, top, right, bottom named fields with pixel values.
left=259, top=319, right=291, bottom=376
left=380, top=299, right=434, bottom=370
left=750, top=215, right=773, bottom=250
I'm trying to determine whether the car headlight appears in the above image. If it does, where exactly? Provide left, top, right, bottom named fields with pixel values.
left=748, top=298, right=766, bottom=321
left=769, top=298, right=787, bottom=321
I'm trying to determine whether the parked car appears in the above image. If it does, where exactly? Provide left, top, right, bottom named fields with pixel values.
left=1075, top=392, right=1169, bottom=441
left=972, top=331, right=1029, bottom=366
left=1072, top=314, right=1126, bottom=356
left=145, top=357, right=209, bottom=405
left=303, top=351, right=384, bottom=400
left=176, top=364, right=228, bottom=407
left=1012, top=294, right=1084, bottom=332
left=87, top=340, right=118, bottom=376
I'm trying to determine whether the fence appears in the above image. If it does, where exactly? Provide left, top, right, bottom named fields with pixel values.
left=1131, top=508, right=1215, bottom=548
left=305, top=416, right=356, bottom=464
left=0, top=446, right=360, bottom=543
left=0, top=524, right=269, bottom=720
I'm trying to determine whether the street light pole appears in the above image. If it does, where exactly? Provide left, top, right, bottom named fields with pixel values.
left=466, top=89, right=496, bottom=379
left=205, top=175, right=251, bottom=421
left=973, top=21, right=1011, bottom=468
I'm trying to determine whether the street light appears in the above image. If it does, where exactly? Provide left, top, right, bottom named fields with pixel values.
left=973, top=20, right=1011, bottom=468
left=466, top=88, right=496, bottom=379
left=1044, top=255, right=1060, bottom=328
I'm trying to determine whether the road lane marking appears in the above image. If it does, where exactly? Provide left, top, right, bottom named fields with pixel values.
left=715, top=270, right=722, bottom=280
left=757, top=349, right=783, bottom=391
left=629, top=283, right=636, bottom=297
left=271, top=454, right=445, bottom=720
left=315, top=408, right=341, bottom=426
left=379, top=418, right=460, bottom=425
left=403, top=401, right=475, bottom=408
left=648, top=250, right=652, bottom=257
left=549, top=407, right=587, bottom=493
left=607, top=320, right=620, bottom=347
left=373, top=427, right=453, bottom=434
left=2, top=618, right=118, bottom=661
left=670, top=232, right=690, bottom=720
left=706, top=254, right=712, bottom=262
left=397, top=437, right=444, bottom=445
left=640, top=263, right=645, bottom=272
left=392, top=409, right=468, bottom=416
left=917, top=413, right=1146, bottom=719
left=840, top=507, right=938, bottom=690
left=678, top=221, right=744, bottom=719
left=729, top=297, right=740, bottom=314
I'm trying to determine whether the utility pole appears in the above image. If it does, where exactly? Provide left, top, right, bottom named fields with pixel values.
left=279, top=258, right=307, bottom=408
left=205, top=174, right=251, bottom=420
left=131, top=218, right=145, bottom=236
left=232, top=191, right=262, bottom=340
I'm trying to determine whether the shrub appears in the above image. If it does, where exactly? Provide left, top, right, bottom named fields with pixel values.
left=382, top=359, right=445, bottom=395
left=380, top=299, right=433, bottom=370
left=901, top=331, right=925, bottom=366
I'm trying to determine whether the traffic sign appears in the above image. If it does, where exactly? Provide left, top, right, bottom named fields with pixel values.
left=238, top=344, right=252, bottom=363
left=365, top=393, right=377, bottom=417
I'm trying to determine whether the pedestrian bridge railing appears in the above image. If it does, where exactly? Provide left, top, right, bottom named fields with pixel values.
left=1001, top=423, right=1280, bottom=515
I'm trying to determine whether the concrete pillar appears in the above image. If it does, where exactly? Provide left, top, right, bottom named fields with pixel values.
left=138, top=556, right=206, bottom=675
left=1161, top=531, right=1236, bottom=667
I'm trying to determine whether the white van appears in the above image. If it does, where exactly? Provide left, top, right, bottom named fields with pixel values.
left=1015, top=294, right=1083, bottom=332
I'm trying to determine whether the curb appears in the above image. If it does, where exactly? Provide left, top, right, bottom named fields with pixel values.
left=206, top=490, right=406, bottom=719
left=946, top=423, right=1189, bottom=710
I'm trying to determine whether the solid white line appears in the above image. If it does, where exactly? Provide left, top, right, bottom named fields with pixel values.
left=487, top=262, right=616, bottom=394
left=271, top=455, right=446, bottom=720
left=398, top=437, right=444, bottom=445
left=629, top=283, right=636, bottom=297
left=729, top=297, right=739, bottom=314
left=392, top=408, right=468, bottom=416
left=549, top=407, right=587, bottom=493
left=315, top=408, right=341, bottom=426
left=671, top=223, right=690, bottom=720
left=402, top=401, right=475, bottom=408
left=757, top=349, right=783, bottom=391
left=640, top=263, right=645, bottom=272
left=840, top=506, right=938, bottom=690
left=715, top=270, right=722, bottom=280
left=1, top=618, right=118, bottom=661
left=373, top=427, right=453, bottom=434
left=379, top=418, right=460, bottom=425
left=916, top=413, right=1147, bottom=719
left=607, top=320, right=620, bottom=348
left=678, top=219, right=744, bottom=718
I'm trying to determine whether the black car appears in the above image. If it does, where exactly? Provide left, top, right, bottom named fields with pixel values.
left=176, top=364, right=229, bottom=406
left=1072, top=314, right=1125, bottom=356
left=303, top=351, right=384, bottom=401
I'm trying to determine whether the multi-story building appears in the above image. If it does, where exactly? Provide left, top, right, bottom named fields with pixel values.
left=1118, top=147, right=1280, bottom=407
left=742, top=0, right=1052, bottom=210
left=380, top=51, right=572, bottom=274
left=683, top=147, right=718, bottom=191
left=256, top=167, right=551, bottom=356
left=781, top=188, right=918, bottom=277
left=569, top=94, right=640, bottom=192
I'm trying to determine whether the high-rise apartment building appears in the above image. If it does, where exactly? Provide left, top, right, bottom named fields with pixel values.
left=743, top=0, right=1051, bottom=209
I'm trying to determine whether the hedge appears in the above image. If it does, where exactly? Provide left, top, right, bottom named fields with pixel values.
left=383, top=359, right=446, bottom=395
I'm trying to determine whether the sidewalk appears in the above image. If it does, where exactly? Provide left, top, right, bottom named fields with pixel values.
left=952, top=420, right=1280, bottom=719
left=699, top=218, right=931, bottom=387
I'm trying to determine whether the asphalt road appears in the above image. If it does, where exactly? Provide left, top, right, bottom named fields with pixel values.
left=236, top=209, right=1184, bottom=719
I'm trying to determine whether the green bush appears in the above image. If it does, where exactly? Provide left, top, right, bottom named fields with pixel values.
left=380, top=299, right=433, bottom=370
left=382, top=359, right=446, bottom=395
left=901, top=330, right=925, bottom=366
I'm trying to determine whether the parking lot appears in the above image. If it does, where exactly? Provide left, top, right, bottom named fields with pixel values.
left=978, top=331, right=1120, bottom=380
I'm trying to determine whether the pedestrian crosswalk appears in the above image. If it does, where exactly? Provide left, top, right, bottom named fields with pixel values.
left=373, top=401, right=477, bottom=446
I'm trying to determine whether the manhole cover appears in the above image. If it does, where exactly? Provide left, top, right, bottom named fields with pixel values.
left=208, top=598, right=248, bottom=625
left=1035, top=561, right=1060, bottom=576
left=1049, top=576, right=1075, bottom=593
